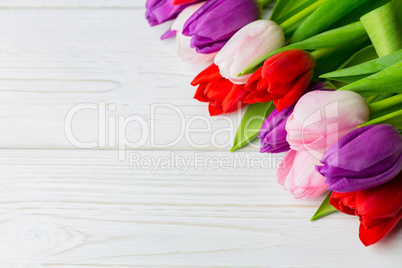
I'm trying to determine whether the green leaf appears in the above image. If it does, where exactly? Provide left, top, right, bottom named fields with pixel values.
left=320, top=49, right=402, bottom=83
left=290, top=0, right=370, bottom=43
left=270, top=0, right=291, bottom=21
left=368, top=94, right=402, bottom=122
left=367, top=93, right=395, bottom=104
left=329, top=0, right=392, bottom=29
left=369, top=104, right=402, bottom=124
left=271, top=0, right=317, bottom=21
left=279, top=0, right=325, bottom=33
left=240, top=21, right=368, bottom=75
left=311, top=192, right=337, bottom=221
left=338, top=61, right=402, bottom=96
left=361, top=0, right=402, bottom=57
left=312, top=38, right=370, bottom=81
left=231, top=102, right=274, bottom=152
left=337, top=45, right=378, bottom=70
left=276, top=0, right=320, bottom=25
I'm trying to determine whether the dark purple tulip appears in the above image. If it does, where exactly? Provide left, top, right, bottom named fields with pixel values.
left=316, top=124, right=402, bottom=193
left=259, top=82, right=332, bottom=154
left=182, top=0, right=261, bottom=54
left=146, top=0, right=190, bottom=27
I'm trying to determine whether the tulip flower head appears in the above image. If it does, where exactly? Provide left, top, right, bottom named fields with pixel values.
left=170, top=3, right=216, bottom=63
left=317, top=124, right=402, bottom=193
left=285, top=90, right=369, bottom=155
left=330, top=173, right=402, bottom=246
left=192, top=64, right=250, bottom=116
left=244, top=49, right=316, bottom=111
left=277, top=150, right=328, bottom=199
left=182, top=0, right=261, bottom=54
left=146, top=0, right=190, bottom=27
left=214, top=20, right=285, bottom=84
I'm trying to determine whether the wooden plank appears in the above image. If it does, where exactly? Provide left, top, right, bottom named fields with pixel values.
left=0, top=149, right=400, bottom=267
left=0, top=0, right=142, bottom=8
left=0, top=7, right=233, bottom=150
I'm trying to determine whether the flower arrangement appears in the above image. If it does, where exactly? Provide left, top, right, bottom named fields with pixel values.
left=145, top=0, right=402, bottom=246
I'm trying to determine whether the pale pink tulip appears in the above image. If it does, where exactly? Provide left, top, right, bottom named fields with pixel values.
left=171, top=3, right=216, bottom=63
left=214, top=20, right=285, bottom=84
left=285, top=90, right=369, bottom=154
left=277, top=150, right=327, bottom=199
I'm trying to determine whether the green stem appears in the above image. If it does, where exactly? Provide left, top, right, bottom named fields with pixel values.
left=279, top=0, right=325, bottom=32
left=310, top=47, right=337, bottom=61
left=365, top=95, right=378, bottom=104
left=360, top=110, right=402, bottom=127
left=368, top=94, right=402, bottom=113
left=258, top=0, right=272, bottom=8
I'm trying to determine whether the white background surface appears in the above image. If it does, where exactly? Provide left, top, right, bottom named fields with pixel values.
left=0, top=0, right=400, bottom=267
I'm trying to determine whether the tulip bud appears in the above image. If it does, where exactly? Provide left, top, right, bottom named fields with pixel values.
left=317, top=124, right=402, bottom=193
left=182, top=0, right=261, bottom=54
left=330, top=172, right=402, bottom=246
left=170, top=3, right=216, bottom=63
left=285, top=90, right=369, bottom=154
left=259, top=105, right=293, bottom=153
left=244, top=49, right=316, bottom=111
left=277, top=150, right=328, bottom=199
left=192, top=64, right=249, bottom=116
left=214, top=20, right=285, bottom=84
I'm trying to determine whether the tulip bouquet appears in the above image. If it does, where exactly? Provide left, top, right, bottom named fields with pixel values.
left=146, top=0, right=402, bottom=246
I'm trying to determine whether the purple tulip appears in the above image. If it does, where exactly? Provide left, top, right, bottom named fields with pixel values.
left=259, top=82, right=332, bottom=154
left=182, top=0, right=261, bottom=54
left=316, top=124, right=402, bottom=193
left=146, top=0, right=191, bottom=27
left=259, top=105, right=293, bottom=153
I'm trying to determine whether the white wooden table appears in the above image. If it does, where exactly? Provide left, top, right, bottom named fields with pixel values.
left=0, top=1, right=400, bottom=267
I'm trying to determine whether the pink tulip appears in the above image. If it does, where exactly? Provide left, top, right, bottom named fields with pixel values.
left=277, top=150, right=327, bottom=199
left=171, top=3, right=217, bottom=63
left=285, top=90, right=369, bottom=154
left=214, top=20, right=285, bottom=84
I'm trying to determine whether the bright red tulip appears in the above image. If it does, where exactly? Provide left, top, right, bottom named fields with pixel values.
left=244, top=49, right=316, bottom=111
left=192, top=64, right=249, bottom=116
left=330, top=173, right=402, bottom=246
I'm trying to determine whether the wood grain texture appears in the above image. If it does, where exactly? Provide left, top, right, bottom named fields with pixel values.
left=1, top=149, right=401, bottom=267
left=0, top=1, right=400, bottom=267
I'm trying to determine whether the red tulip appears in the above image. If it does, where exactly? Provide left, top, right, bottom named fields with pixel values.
left=330, top=173, right=402, bottom=246
left=192, top=64, right=249, bottom=116
left=244, top=49, right=316, bottom=111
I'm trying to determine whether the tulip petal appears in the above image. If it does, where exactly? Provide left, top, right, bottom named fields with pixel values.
left=330, top=192, right=357, bottom=215
left=222, top=85, right=249, bottom=113
left=277, top=150, right=327, bottom=199
left=244, top=91, right=282, bottom=104
left=359, top=211, right=402, bottom=247
left=355, top=173, right=402, bottom=220
left=274, top=69, right=314, bottom=111
left=319, top=124, right=402, bottom=192
left=183, top=0, right=261, bottom=54
left=191, top=64, right=222, bottom=85
left=286, top=90, right=369, bottom=152
left=262, top=49, right=316, bottom=83
left=244, top=67, right=262, bottom=92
